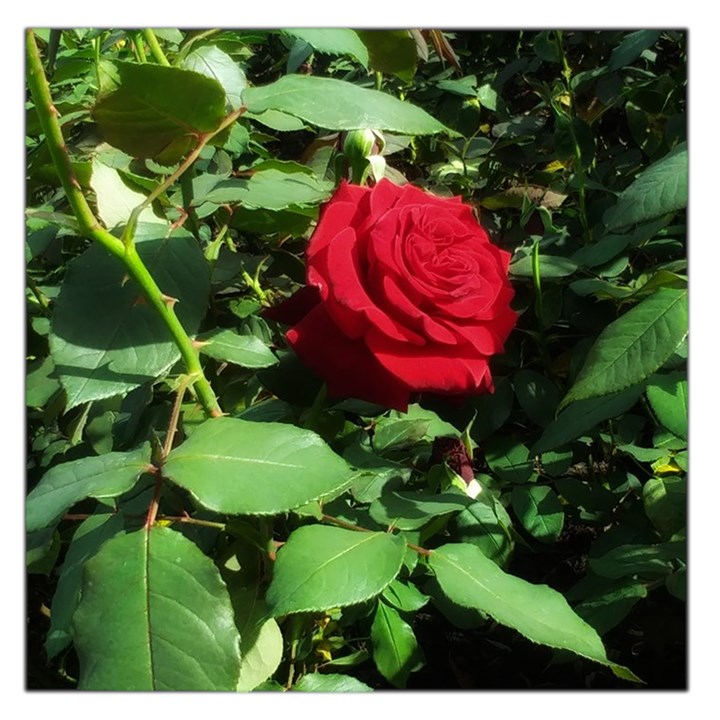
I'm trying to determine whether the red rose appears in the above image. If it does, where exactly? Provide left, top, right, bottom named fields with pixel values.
left=267, top=179, right=517, bottom=411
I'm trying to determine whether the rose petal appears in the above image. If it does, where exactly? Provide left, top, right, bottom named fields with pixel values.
left=365, top=329, right=491, bottom=392
left=286, top=304, right=411, bottom=411
left=311, top=226, right=424, bottom=344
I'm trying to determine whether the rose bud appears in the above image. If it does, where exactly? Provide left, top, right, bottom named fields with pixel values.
left=342, top=129, right=386, bottom=183
left=266, top=179, right=517, bottom=412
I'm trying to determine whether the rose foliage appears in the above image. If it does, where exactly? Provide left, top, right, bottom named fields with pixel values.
left=268, top=180, right=517, bottom=410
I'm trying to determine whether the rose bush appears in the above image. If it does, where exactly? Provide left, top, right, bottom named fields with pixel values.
left=268, top=179, right=517, bottom=411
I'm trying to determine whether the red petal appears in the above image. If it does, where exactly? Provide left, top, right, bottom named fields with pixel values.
left=286, top=304, right=411, bottom=411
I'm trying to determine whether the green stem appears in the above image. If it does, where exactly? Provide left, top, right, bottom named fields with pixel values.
left=26, top=30, right=124, bottom=260
left=122, top=105, right=246, bottom=248
left=131, top=30, right=148, bottom=62
left=555, top=31, right=590, bottom=243
left=142, top=29, right=170, bottom=66
left=26, top=29, right=223, bottom=419
left=27, top=276, right=51, bottom=314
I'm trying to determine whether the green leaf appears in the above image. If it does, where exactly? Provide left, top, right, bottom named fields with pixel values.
left=26, top=356, right=61, bottom=408
left=511, top=485, right=564, bottom=543
left=643, top=476, right=686, bottom=538
left=243, top=75, right=447, bottom=135
left=646, top=371, right=688, bottom=439
left=266, top=525, right=405, bottom=616
left=381, top=579, right=429, bottom=613
left=369, top=491, right=469, bottom=530
left=356, top=30, right=417, bottom=80
left=607, top=30, right=662, bottom=71
left=50, top=223, right=210, bottom=410
left=164, top=417, right=355, bottom=515
left=90, top=158, right=164, bottom=230
left=292, top=673, right=372, bottom=692
left=73, top=527, right=241, bottom=690
left=204, top=168, right=333, bottom=210
left=485, top=439, right=533, bottom=484
left=561, top=289, right=688, bottom=408
left=181, top=45, right=247, bottom=110
left=46, top=512, right=125, bottom=658
left=373, top=419, right=430, bottom=452
left=510, top=254, right=578, bottom=278
left=198, top=329, right=278, bottom=369
left=449, top=497, right=514, bottom=567
left=371, top=599, right=424, bottom=688
left=244, top=109, right=307, bottom=132
left=281, top=29, right=369, bottom=67
left=589, top=542, right=683, bottom=579
left=233, top=587, right=283, bottom=692
left=513, top=369, right=561, bottom=427
left=533, top=385, right=644, bottom=454
left=93, top=61, right=227, bottom=163
left=573, top=578, right=648, bottom=636
left=429, top=543, right=640, bottom=682
left=605, top=144, right=688, bottom=230
left=26, top=444, right=151, bottom=532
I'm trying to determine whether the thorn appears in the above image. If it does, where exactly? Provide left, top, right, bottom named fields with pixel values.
left=120, top=273, right=130, bottom=287
left=70, top=175, right=82, bottom=190
left=191, top=339, right=212, bottom=350
left=133, top=294, right=148, bottom=307
left=160, top=293, right=179, bottom=308
left=49, top=104, right=60, bottom=117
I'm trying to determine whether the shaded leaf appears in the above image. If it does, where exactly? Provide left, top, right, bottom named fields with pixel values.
left=233, top=587, right=283, bottom=692
left=369, top=490, right=469, bottom=530
left=561, top=289, right=688, bottom=408
left=643, top=476, right=686, bottom=539
left=46, top=513, right=125, bottom=658
left=26, top=444, right=151, bottom=532
left=511, top=485, right=564, bottom=543
left=514, top=369, right=561, bottom=427
left=93, top=61, right=227, bottom=163
left=533, top=385, right=644, bottom=454
left=371, top=599, right=424, bottom=687
left=50, top=223, right=209, bottom=410
left=589, top=542, right=684, bottom=579
left=356, top=30, right=417, bottom=80
left=605, top=144, right=687, bottom=230
left=608, top=30, right=662, bottom=71
left=646, top=371, right=688, bottom=439
left=429, top=543, right=640, bottom=682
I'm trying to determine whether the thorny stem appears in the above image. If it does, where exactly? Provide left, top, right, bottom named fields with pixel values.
left=26, top=29, right=224, bottom=418
left=144, top=474, right=163, bottom=529
left=159, top=515, right=227, bottom=531
left=122, top=105, right=246, bottom=248
left=161, top=377, right=190, bottom=459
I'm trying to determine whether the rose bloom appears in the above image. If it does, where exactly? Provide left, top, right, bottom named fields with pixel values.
left=266, top=179, right=516, bottom=411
